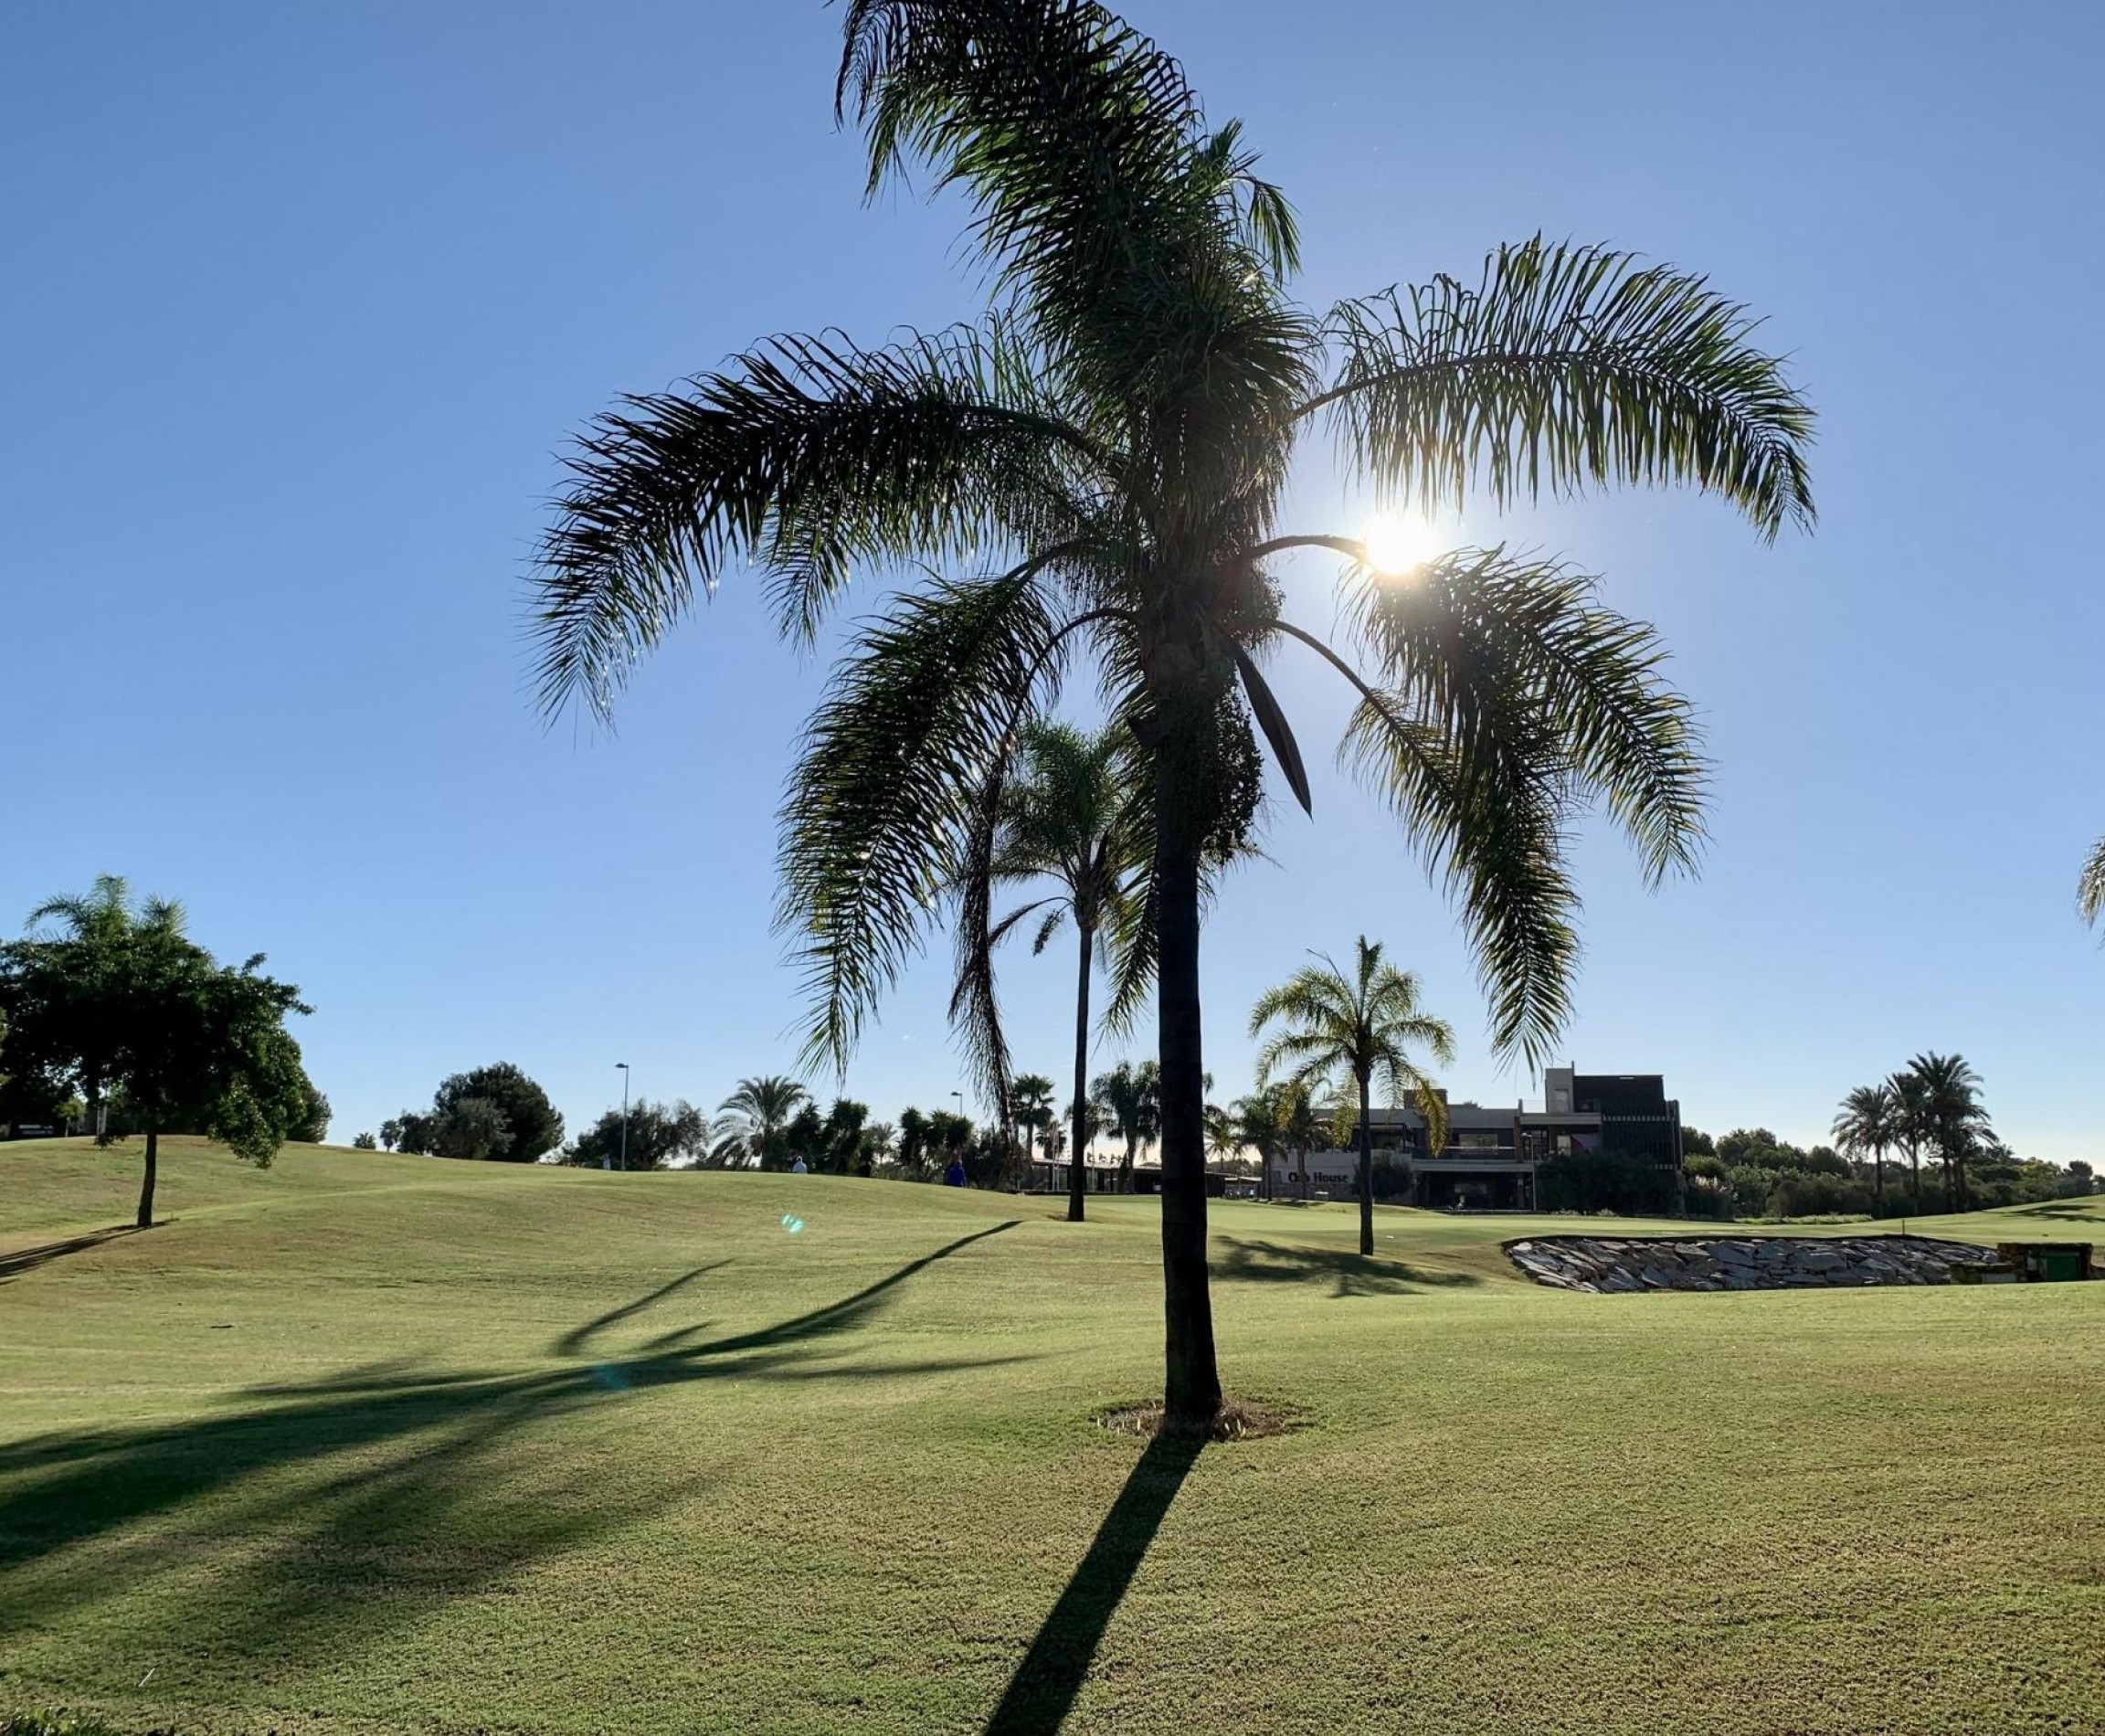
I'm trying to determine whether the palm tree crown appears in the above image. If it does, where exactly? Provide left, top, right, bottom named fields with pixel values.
left=529, top=0, right=1814, bottom=1420
left=1250, top=937, right=1456, bottom=1150
left=1831, top=1081, right=1899, bottom=1203
left=719, top=1074, right=810, bottom=1170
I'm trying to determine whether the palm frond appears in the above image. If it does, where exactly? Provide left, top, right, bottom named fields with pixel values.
left=532, top=324, right=1096, bottom=721
left=2080, top=834, right=2105, bottom=928
left=836, top=0, right=1313, bottom=480
left=1343, top=546, right=1708, bottom=884
left=779, top=566, right=1063, bottom=1076
left=1339, top=691, right=1580, bottom=1065
left=1312, top=236, right=1816, bottom=539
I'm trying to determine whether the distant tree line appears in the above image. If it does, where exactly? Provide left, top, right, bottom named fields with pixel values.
left=379, top=1063, right=565, bottom=1163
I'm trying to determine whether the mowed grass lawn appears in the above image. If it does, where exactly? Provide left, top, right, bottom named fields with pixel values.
left=2, top=1140, right=2100, bottom=1735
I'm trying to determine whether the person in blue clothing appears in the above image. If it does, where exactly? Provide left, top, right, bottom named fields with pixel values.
left=943, top=1155, right=967, bottom=1187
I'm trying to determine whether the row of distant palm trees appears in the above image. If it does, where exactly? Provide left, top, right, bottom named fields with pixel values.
left=1831, top=1053, right=1992, bottom=1213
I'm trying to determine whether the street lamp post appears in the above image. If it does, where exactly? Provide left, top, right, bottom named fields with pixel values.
left=616, top=1063, right=630, bottom=1172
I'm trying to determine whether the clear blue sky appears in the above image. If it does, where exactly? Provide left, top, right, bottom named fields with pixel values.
left=5, top=2, right=2100, bottom=1160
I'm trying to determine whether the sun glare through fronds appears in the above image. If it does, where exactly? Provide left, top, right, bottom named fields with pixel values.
left=1361, top=513, right=1442, bottom=577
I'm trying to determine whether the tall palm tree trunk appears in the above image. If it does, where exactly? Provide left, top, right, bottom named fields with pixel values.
left=136, top=1126, right=158, bottom=1229
left=1873, top=1145, right=1884, bottom=1210
left=1357, top=1073, right=1375, bottom=1257
left=1068, top=920, right=1095, bottom=1223
left=1155, top=747, right=1221, bottom=1425
left=1909, top=1139, right=1920, bottom=1212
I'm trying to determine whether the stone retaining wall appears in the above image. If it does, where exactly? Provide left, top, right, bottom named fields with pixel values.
left=1506, top=1233, right=1994, bottom=1293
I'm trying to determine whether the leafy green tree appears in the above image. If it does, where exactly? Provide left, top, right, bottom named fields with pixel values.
left=431, top=1096, right=513, bottom=1160
left=430, top=1063, right=564, bottom=1161
left=1681, top=1126, right=1716, bottom=1158
left=782, top=1096, right=880, bottom=1174
left=1832, top=1083, right=1899, bottom=1206
left=5, top=875, right=187, bottom=1134
left=1090, top=1060, right=1158, bottom=1193
left=563, top=1099, right=709, bottom=1170
left=719, top=1075, right=811, bottom=1170
left=1251, top=936, right=1454, bottom=1254
left=893, top=1106, right=934, bottom=1179
left=289, top=1074, right=332, bottom=1144
left=2, top=880, right=310, bottom=1224
left=527, top=2, right=1813, bottom=1422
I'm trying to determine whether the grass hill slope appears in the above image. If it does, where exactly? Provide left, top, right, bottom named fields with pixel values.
left=2, top=1138, right=2100, bottom=1734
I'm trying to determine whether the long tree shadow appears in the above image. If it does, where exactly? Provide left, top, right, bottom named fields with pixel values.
left=1217, top=1235, right=1481, bottom=1297
left=1999, top=1200, right=2105, bottom=1223
left=551, top=1260, right=732, bottom=1355
left=0, top=1225, right=144, bottom=1282
left=982, top=1426, right=1206, bottom=1736
left=0, top=1221, right=1022, bottom=1667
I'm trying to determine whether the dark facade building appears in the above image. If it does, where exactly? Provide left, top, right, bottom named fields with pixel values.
left=1266, top=1064, right=1686, bottom=1211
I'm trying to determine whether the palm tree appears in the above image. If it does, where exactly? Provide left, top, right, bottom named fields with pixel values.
left=528, top=3, right=1814, bottom=1422
left=1251, top=937, right=1455, bottom=1256
left=1091, top=1059, right=1159, bottom=1193
left=1228, top=1079, right=1315, bottom=1201
left=24, top=874, right=186, bottom=1134
left=1887, top=1067, right=1933, bottom=1212
left=718, top=1075, right=810, bottom=1171
left=1225, top=1092, right=1281, bottom=1201
left=1831, top=1082, right=1899, bottom=1210
left=2080, top=837, right=2105, bottom=930
left=964, top=721, right=1146, bottom=1222
left=1905, top=1052, right=1991, bottom=1214
left=1010, top=1072, right=1054, bottom=1184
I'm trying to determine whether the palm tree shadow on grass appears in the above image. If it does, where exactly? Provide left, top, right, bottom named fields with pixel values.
left=0, top=1222, right=1021, bottom=1667
left=1216, top=1235, right=1480, bottom=1297
left=983, top=1425, right=1206, bottom=1736
left=0, top=1225, right=145, bottom=1282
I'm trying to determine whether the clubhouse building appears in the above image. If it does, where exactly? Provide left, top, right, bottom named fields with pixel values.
left=1265, top=1066, right=1686, bottom=1211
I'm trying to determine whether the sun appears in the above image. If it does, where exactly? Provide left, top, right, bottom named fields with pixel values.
left=1360, top=513, right=1441, bottom=577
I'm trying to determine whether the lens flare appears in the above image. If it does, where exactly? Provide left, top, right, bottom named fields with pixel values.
left=1361, top=513, right=1440, bottom=577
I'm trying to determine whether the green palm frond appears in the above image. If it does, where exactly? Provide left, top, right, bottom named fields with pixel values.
left=1338, top=692, right=1579, bottom=1065
left=2080, top=834, right=2105, bottom=928
left=1312, top=236, right=1815, bottom=539
left=780, top=566, right=1063, bottom=1075
left=836, top=0, right=1313, bottom=482
left=532, top=324, right=1097, bottom=721
left=1342, top=546, right=1708, bottom=885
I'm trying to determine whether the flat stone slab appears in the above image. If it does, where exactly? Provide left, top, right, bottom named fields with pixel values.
left=1504, top=1233, right=1994, bottom=1294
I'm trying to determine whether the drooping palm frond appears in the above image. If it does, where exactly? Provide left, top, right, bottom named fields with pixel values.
left=779, top=566, right=1065, bottom=1074
left=1342, top=547, right=1708, bottom=885
left=2080, top=834, right=2105, bottom=929
left=1311, top=236, right=1816, bottom=540
left=532, top=324, right=1098, bottom=720
left=1327, top=656, right=1577, bottom=1068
